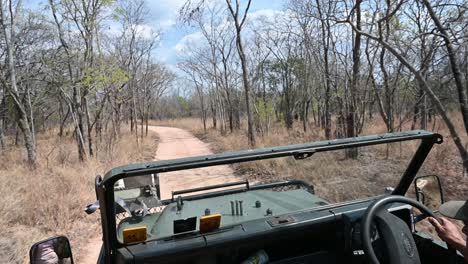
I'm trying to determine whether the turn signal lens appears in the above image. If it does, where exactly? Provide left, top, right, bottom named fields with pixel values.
left=123, top=226, right=147, bottom=244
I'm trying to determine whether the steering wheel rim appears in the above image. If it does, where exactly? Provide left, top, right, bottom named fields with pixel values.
left=361, top=195, right=457, bottom=264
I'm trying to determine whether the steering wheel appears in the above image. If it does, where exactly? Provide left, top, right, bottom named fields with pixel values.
left=361, top=195, right=458, bottom=264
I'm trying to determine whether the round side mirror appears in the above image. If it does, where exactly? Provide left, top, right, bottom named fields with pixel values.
left=30, top=236, right=74, bottom=264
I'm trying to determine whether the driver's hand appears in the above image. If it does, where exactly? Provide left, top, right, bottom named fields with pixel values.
left=428, top=217, right=466, bottom=252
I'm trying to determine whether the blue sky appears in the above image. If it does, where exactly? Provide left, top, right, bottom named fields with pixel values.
left=25, top=0, right=285, bottom=69
left=147, top=0, right=285, bottom=66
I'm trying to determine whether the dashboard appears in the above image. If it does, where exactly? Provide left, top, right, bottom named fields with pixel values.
left=115, top=197, right=413, bottom=264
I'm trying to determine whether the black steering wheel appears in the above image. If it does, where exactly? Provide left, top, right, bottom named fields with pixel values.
left=361, top=195, right=458, bottom=264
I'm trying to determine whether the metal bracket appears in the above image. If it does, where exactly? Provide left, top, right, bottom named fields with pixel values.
left=293, top=150, right=316, bottom=160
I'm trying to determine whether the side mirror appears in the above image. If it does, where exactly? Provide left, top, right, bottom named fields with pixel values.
left=414, top=175, right=444, bottom=212
left=30, top=236, right=74, bottom=264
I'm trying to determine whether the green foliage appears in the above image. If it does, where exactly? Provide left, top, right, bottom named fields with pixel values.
left=81, top=61, right=129, bottom=93
left=333, top=86, right=345, bottom=99
left=111, top=7, right=125, bottom=21
left=176, top=96, right=191, bottom=113
left=101, top=0, right=114, bottom=7
left=255, top=99, right=275, bottom=123
left=389, top=16, right=403, bottom=31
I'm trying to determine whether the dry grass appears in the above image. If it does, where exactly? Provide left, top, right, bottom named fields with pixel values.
left=153, top=114, right=467, bottom=202
left=0, top=127, right=158, bottom=263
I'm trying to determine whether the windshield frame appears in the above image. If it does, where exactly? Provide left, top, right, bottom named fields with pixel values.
left=96, top=130, right=442, bottom=263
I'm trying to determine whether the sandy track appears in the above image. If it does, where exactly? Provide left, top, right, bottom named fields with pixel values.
left=81, top=126, right=239, bottom=263
left=151, top=126, right=240, bottom=199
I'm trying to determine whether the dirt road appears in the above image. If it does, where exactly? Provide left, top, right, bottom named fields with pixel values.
left=80, top=126, right=239, bottom=263
left=152, top=126, right=240, bottom=199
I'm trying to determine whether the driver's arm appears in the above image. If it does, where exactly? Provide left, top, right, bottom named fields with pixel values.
left=428, top=217, right=467, bottom=261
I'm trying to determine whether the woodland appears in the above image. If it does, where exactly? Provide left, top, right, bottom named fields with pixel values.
left=1, top=1, right=468, bottom=262
left=2, top=0, right=468, bottom=169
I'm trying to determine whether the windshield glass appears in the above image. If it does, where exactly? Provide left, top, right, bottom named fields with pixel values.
left=113, top=140, right=421, bottom=243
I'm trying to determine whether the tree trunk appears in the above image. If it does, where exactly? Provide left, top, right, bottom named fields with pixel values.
left=130, top=104, right=134, bottom=132
left=59, top=103, right=70, bottom=137
left=237, top=33, right=255, bottom=146
left=419, top=89, right=428, bottom=130
left=17, top=115, right=36, bottom=164
left=116, top=103, right=122, bottom=137
left=0, top=96, right=5, bottom=149
left=316, top=0, right=332, bottom=139
left=201, top=101, right=207, bottom=133
left=141, top=116, right=144, bottom=140
left=346, top=0, right=362, bottom=159
left=0, top=122, right=4, bottom=150
left=131, top=81, right=139, bottom=145
left=74, top=89, right=87, bottom=161
left=380, top=46, right=393, bottom=132
left=145, top=106, right=149, bottom=136
left=26, top=87, right=36, bottom=145
left=67, top=96, right=87, bottom=161
left=196, top=84, right=207, bottom=133
left=211, top=95, right=217, bottom=129
left=15, top=124, right=19, bottom=146
left=84, top=97, right=94, bottom=157
left=226, top=0, right=256, bottom=147
left=302, top=100, right=310, bottom=133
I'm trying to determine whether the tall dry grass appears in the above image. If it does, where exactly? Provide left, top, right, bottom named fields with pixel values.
left=0, top=127, right=158, bottom=263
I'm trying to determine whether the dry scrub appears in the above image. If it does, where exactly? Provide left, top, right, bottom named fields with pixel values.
left=153, top=115, right=467, bottom=202
left=0, top=127, right=158, bottom=263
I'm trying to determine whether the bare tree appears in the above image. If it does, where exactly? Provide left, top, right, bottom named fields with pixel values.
left=137, top=63, right=174, bottom=137
left=48, top=0, right=106, bottom=161
left=226, top=0, right=256, bottom=146
left=258, top=16, right=300, bottom=129
left=0, top=73, right=5, bottom=150
left=340, top=1, right=468, bottom=169
left=343, top=0, right=362, bottom=159
left=421, top=0, right=468, bottom=135
left=314, top=0, right=334, bottom=139
left=0, top=0, right=36, bottom=165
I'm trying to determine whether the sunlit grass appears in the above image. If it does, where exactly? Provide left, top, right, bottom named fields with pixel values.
left=0, top=127, right=158, bottom=263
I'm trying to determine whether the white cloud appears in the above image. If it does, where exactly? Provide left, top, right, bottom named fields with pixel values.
left=103, top=22, right=158, bottom=41
left=172, top=9, right=286, bottom=55
left=174, top=31, right=205, bottom=54
left=135, top=24, right=155, bottom=39
left=153, top=2, right=288, bottom=75
left=248, top=9, right=285, bottom=21
left=146, top=0, right=187, bottom=32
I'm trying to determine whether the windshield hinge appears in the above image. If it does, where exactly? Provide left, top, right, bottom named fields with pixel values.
left=293, top=150, right=315, bottom=160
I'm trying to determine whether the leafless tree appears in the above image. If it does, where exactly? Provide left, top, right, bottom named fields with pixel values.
left=225, top=0, right=256, bottom=146
left=340, top=0, right=468, bottom=168
left=0, top=0, right=36, bottom=165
